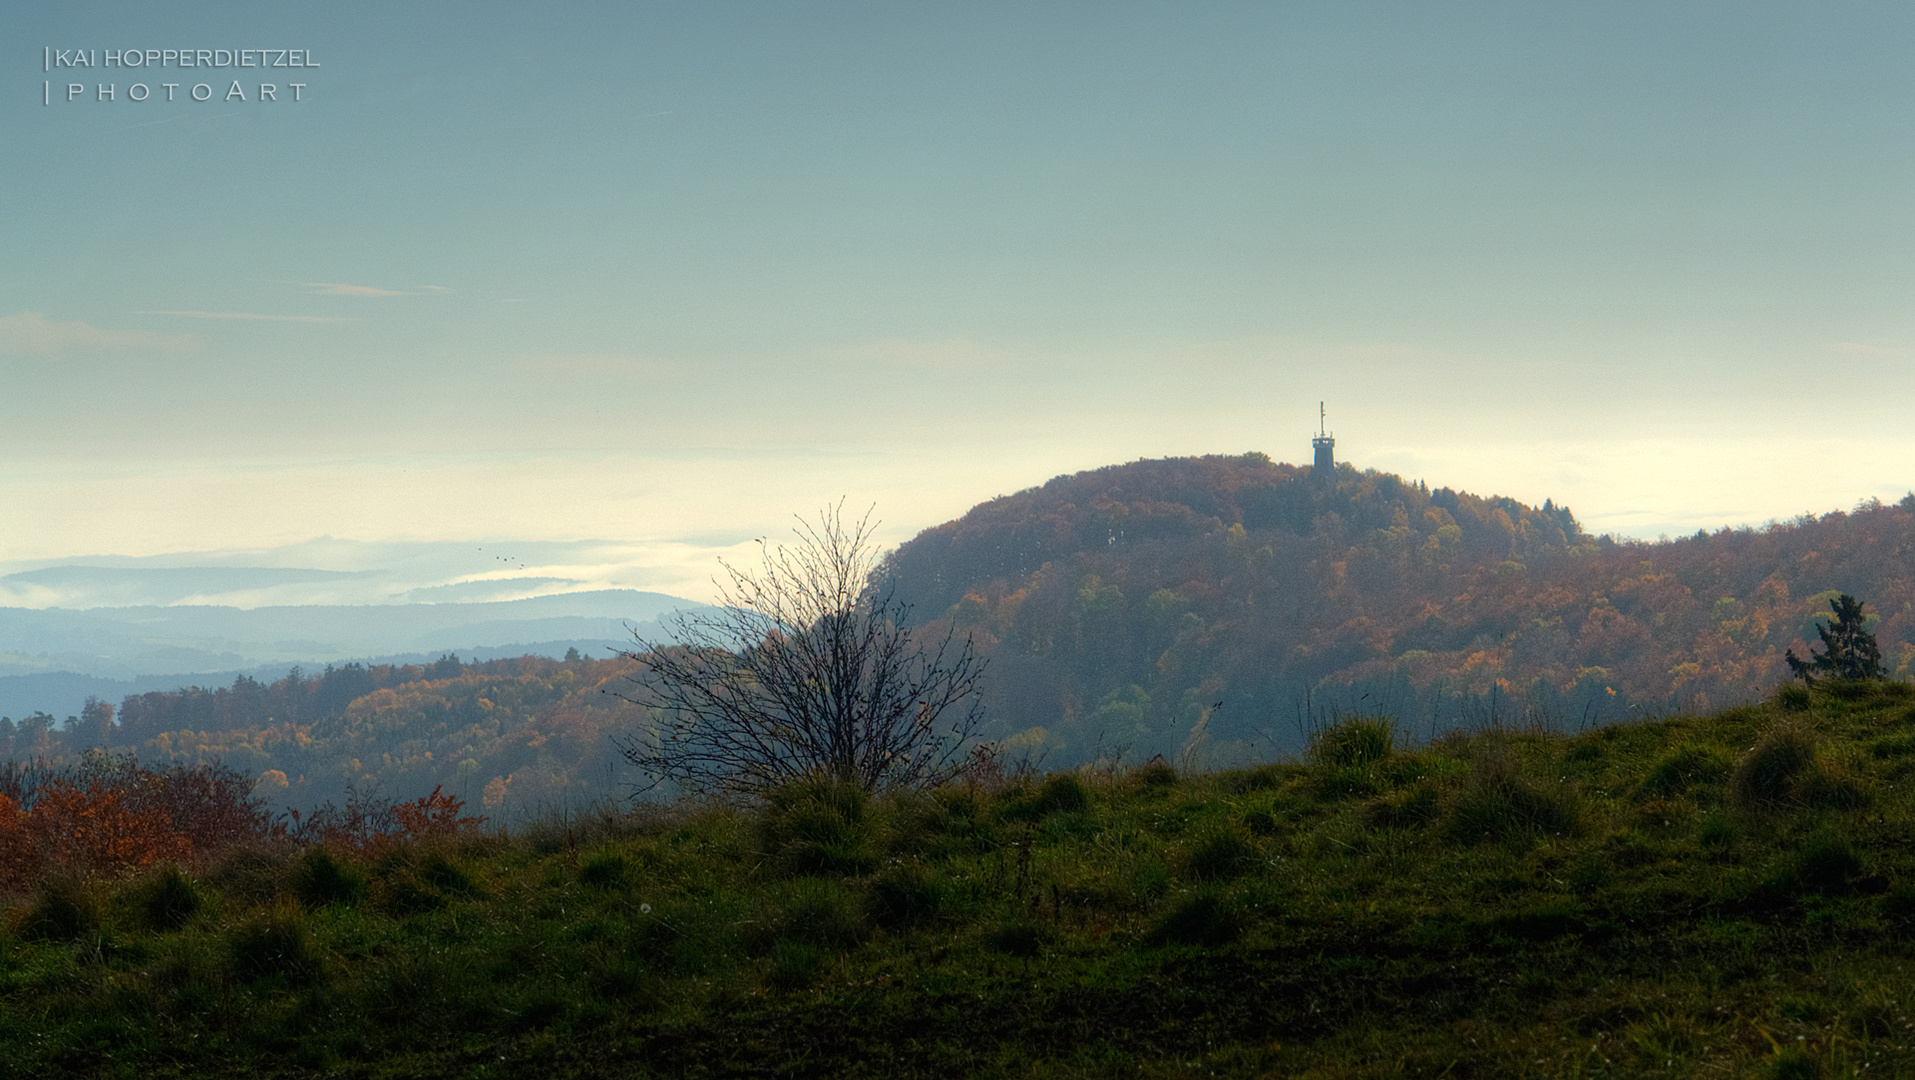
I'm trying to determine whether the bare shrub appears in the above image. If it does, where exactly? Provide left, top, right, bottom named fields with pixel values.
left=618, top=505, right=987, bottom=797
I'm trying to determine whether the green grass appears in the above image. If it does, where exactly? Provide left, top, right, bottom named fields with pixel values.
left=11, top=682, right=1915, bottom=1077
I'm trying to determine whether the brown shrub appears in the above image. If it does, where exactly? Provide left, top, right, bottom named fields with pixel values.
left=0, top=755, right=271, bottom=892
left=288, top=784, right=482, bottom=853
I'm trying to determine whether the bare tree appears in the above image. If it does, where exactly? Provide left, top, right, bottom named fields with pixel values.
left=615, top=504, right=987, bottom=797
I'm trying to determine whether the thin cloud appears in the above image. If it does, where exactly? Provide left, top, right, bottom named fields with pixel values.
left=0, top=311, right=190, bottom=353
left=842, top=338, right=1008, bottom=369
left=418, top=284, right=452, bottom=293
left=140, top=310, right=350, bottom=323
left=1824, top=341, right=1910, bottom=360
left=301, top=282, right=406, bottom=297
left=517, top=352, right=680, bottom=376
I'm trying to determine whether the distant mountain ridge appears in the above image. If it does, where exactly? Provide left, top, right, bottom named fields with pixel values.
left=0, top=588, right=701, bottom=719
left=0, top=565, right=379, bottom=605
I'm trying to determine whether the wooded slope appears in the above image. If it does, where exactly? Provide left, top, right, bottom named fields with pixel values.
left=882, top=454, right=1915, bottom=763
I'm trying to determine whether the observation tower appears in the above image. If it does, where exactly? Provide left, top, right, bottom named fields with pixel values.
left=1311, top=402, right=1335, bottom=478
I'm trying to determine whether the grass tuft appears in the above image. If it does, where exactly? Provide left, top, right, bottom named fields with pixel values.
left=986, top=920, right=1052, bottom=958
left=288, top=848, right=366, bottom=909
left=1776, top=684, right=1813, bottom=713
left=1762, top=1046, right=1823, bottom=1079
left=1240, top=806, right=1283, bottom=837
left=1183, top=823, right=1258, bottom=882
left=374, top=870, right=446, bottom=917
left=1134, top=759, right=1178, bottom=788
left=130, top=863, right=201, bottom=931
left=766, top=938, right=829, bottom=991
left=1447, top=747, right=1579, bottom=844
left=1732, top=726, right=1818, bottom=812
left=758, top=775, right=878, bottom=877
left=1148, top=891, right=1243, bottom=946
left=1309, top=716, right=1395, bottom=768
left=777, top=877, right=867, bottom=949
left=579, top=851, right=629, bottom=889
left=866, top=862, right=942, bottom=931
left=1639, top=742, right=1733, bottom=798
left=1775, top=831, right=1864, bottom=896
left=1363, top=784, right=1440, bottom=830
left=417, top=850, right=483, bottom=897
left=1797, top=761, right=1871, bottom=810
left=13, top=878, right=97, bottom=942
left=230, top=899, right=324, bottom=985
left=1034, top=773, right=1090, bottom=815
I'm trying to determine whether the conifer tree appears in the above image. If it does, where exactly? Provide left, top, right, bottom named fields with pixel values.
left=1786, top=594, right=1884, bottom=684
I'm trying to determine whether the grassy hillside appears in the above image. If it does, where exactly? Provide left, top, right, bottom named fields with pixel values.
left=7, top=681, right=1915, bottom=1077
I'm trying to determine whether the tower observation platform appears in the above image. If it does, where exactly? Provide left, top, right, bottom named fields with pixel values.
left=1312, top=402, right=1335, bottom=476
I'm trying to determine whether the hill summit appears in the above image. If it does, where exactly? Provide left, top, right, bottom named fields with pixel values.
left=881, top=453, right=1915, bottom=765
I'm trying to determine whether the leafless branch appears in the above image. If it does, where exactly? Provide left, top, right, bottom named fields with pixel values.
left=615, top=503, right=987, bottom=797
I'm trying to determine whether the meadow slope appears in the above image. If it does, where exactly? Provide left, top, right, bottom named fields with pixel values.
left=5, top=680, right=1915, bottom=1077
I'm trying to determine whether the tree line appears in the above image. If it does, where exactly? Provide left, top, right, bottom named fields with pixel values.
left=0, top=652, right=646, bottom=818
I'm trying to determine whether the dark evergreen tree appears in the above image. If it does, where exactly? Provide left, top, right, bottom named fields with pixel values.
left=1786, top=594, right=1884, bottom=684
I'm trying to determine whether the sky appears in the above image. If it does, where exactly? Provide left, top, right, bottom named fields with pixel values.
left=6, top=2, right=1915, bottom=605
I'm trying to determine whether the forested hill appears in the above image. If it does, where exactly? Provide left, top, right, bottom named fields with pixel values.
left=882, top=453, right=1915, bottom=765
left=0, top=653, right=647, bottom=819
left=882, top=454, right=1581, bottom=618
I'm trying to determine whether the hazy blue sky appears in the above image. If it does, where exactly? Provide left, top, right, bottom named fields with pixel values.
left=6, top=3, right=1915, bottom=601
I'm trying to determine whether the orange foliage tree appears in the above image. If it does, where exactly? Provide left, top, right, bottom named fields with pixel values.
left=0, top=753, right=274, bottom=891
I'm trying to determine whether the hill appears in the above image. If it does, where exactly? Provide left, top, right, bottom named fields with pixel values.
left=882, top=453, right=1915, bottom=764
left=6, top=681, right=1915, bottom=1077
left=0, top=654, right=649, bottom=818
